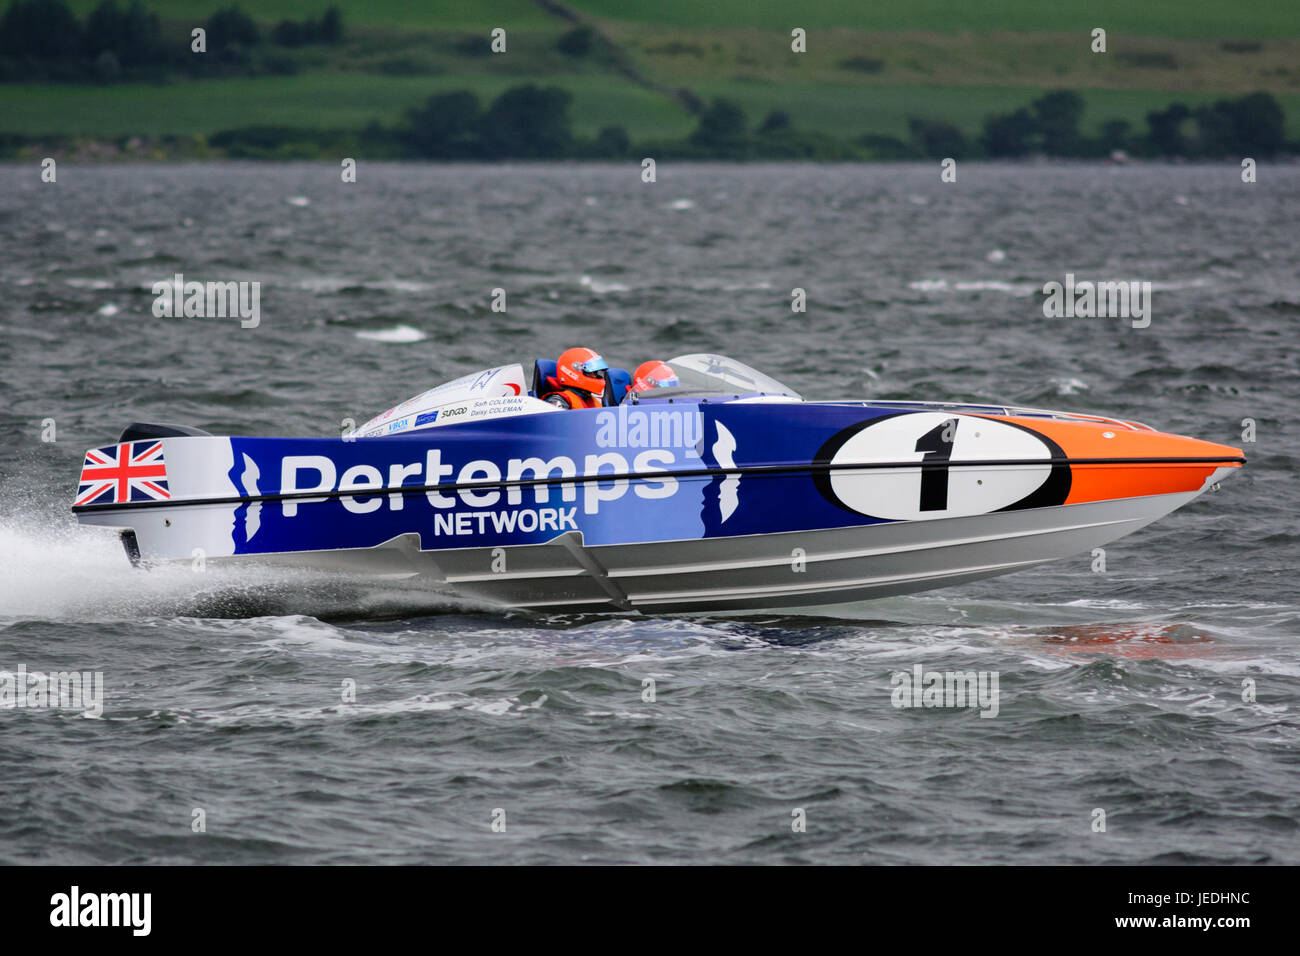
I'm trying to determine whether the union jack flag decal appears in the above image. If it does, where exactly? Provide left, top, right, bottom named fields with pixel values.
left=76, top=441, right=170, bottom=506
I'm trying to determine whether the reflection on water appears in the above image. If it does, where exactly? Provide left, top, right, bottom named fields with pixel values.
left=1036, top=621, right=1217, bottom=659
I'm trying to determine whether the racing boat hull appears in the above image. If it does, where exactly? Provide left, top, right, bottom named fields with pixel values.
left=232, top=484, right=1231, bottom=612
left=72, top=389, right=1244, bottom=614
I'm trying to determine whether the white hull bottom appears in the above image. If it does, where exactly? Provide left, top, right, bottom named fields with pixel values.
left=210, top=486, right=1214, bottom=613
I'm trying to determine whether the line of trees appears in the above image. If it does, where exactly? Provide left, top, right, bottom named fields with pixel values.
left=0, top=0, right=164, bottom=80
left=664, top=89, right=1292, bottom=161
left=676, top=89, right=1290, bottom=161
left=863, top=90, right=1288, bottom=160
left=401, top=85, right=633, bottom=160
left=195, top=84, right=628, bottom=160
left=975, top=89, right=1287, bottom=159
left=394, top=86, right=863, bottom=161
left=146, top=84, right=1296, bottom=162
left=0, top=0, right=342, bottom=82
left=389, top=85, right=1292, bottom=161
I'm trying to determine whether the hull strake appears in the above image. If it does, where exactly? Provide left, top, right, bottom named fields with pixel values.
left=134, top=481, right=1226, bottom=613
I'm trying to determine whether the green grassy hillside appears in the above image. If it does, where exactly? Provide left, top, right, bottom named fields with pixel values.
left=4, top=0, right=1298, bottom=153
left=57, top=0, right=1300, bottom=38
left=571, top=0, right=1299, bottom=38
left=61, top=0, right=558, bottom=30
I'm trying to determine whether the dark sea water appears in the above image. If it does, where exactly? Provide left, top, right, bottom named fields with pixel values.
left=0, top=162, right=1297, bottom=864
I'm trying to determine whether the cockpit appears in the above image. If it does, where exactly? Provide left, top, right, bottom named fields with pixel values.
left=351, top=354, right=801, bottom=438
left=530, top=353, right=802, bottom=405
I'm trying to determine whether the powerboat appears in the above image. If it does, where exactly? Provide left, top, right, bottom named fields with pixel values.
left=71, top=354, right=1244, bottom=613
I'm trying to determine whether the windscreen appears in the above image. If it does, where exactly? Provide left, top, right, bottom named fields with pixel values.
left=644, top=353, right=801, bottom=399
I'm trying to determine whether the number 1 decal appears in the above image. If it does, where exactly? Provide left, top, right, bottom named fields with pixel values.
left=914, top=418, right=957, bottom=511
left=812, top=412, right=1071, bottom=522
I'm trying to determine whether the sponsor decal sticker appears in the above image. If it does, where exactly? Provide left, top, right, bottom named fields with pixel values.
left=814, top=413, right=1070, bottom=520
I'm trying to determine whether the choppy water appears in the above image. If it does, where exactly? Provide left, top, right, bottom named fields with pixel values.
left=1, top=162, right=1297, bottom=864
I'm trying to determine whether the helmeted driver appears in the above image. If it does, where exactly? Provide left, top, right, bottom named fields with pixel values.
left=629, top=360, right=679, bottom=394
left=541, top=347, right=610, bottom=409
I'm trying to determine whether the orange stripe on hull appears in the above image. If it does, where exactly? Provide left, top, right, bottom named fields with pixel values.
left=996, top=416, right=1243, bottom=505
left=1064, top=461, right=1223, bottom=504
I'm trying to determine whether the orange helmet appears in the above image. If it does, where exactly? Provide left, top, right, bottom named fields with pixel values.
left=631, top=361, right=679, bottom=392
left=556, top=347, right=609, bottom=395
